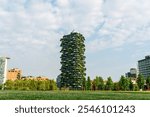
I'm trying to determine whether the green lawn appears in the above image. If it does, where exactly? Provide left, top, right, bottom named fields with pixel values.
left=0, top=90, right=150, bottom=100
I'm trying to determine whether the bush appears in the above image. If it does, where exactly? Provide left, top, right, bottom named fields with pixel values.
left=133, top=84, right=139, bottom=91
left=113, top=82, right=120, bottom=91
left=4, top=79, right=57, bottom=91
left=4, top=80, right=14, bottom=90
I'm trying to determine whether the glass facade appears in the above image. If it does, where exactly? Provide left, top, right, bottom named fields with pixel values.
left=138, top=56, right=150, bottom=78
left=0, top=57, right=7, bottom=84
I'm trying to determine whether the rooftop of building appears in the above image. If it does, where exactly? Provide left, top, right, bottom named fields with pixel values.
left=145, top=55, right=150, bottom=59
left=130, top=68, right=137, bottom=70
left=138, top=55, right=150, bottom=62
left=8, top=68, right=21, bottom=72
left=21, top=76, right=49, bottom=80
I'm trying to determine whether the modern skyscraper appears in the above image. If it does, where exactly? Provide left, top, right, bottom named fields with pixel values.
left=59, top=32, right=86, bottom=89
left=138, top=55, right=150, bottom=78
left=0, top=57, right=10, bottom=84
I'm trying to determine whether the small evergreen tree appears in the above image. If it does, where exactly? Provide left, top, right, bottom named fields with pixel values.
left=137, top=74, right=145, bottom=90
left=95, top=76, right=99, bottom=90
left=119, top=76, right=129, bottom=91
left=113, top=82, right=120, bottom=91
left=92, top=80, right=96, bottom=90
left=146, top=76, right=150, bottom=90
left=98, top=76, right=104, bottom=90
left=105, top=77, right=113, bottom=90
left=87, top=76, right=91, bottom=90
left=133, top=84, right=139, bottom=91
left=82, top=77, right=86, bottom=90
left=129, top=78, right=134, bottom=91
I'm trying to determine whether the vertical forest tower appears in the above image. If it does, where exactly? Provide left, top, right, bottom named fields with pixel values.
left=60, top=32, right=86, bottom=89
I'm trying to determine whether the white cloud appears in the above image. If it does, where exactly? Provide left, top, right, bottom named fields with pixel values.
left=87, top=0, right=150, bottom=52
left=55, top=0, right=104, bottom=36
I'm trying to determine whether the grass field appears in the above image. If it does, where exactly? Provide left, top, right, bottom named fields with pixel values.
left=0, top=90, right=150, bottom=100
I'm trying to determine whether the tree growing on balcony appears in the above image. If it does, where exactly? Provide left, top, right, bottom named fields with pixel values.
left=59, top=32, right=86, bottom=90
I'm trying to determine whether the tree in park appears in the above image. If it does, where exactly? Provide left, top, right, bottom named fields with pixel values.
left=87, top=76, right=91, bottom=90
left=113, top=82, right=120, bottom=91
left=94, top=76, right=99, bottom=90
left=129, top=78, right=134, bottom=91
left=82, top=77, right=86, bottom=90
left=146, top=76, right=150, bottom=90
left=93, top=76, right=104, bottom=90
left=137, top=74, right=145, bottom=90
left=119, top=75, right=129, bottom=91
left=60, top=32, right=86, bottom=90
left=105, top=77, right=113, bottom=90
left=92, top=80, right=96, bottom=90
left=133, top=84, right=139, bottom=91
left=98, top=76, right=104, bottom=90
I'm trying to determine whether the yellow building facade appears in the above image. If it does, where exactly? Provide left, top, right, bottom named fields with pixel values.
left=7, top=68, right=22, bottom=81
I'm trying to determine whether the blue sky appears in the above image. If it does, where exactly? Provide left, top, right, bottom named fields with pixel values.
left=0, top=0, right=150, bottom=81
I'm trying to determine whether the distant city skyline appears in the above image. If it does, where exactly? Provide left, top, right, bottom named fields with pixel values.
left=0, top=0, right=150, bottom=81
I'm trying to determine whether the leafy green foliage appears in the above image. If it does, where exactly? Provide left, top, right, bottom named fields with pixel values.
left=119, top=76, right=129, bottom=91
left=0, top=84, right=3, bottom=90
left=137, top=74, right=145, bottom=90
left=133, top=84, right=139, bottom=91
left=92, top=76, right=104, bottom=90
left=97, top=76, right=105, bottom=90
left=82, top=77, right=86, bottom=90
left=113, top=82, right=120, bottom=91
left=129, top=78, right=134, bottom=91
left=86, top=76, right=91, bottom=90
left=4, top=79, right=57, bottom=91
left=4, top=80, right=14, bottom=90
left=60, top=32, right=86, bottom=89
left=105, top=77, right=114, bottom=90
left=92, top=80, right=96, bottom=90
left=146, top=76, right=150, bottom=90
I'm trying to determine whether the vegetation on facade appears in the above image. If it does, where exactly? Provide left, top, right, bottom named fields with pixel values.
left=59, top=32, right=86, bottom=90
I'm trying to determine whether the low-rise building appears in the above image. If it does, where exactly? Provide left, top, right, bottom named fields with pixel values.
left=7, top=68, right=22, bottom=81
left=126, top=68, right=137, bottom=78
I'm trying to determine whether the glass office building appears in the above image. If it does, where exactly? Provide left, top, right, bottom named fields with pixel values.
left=138, top=56, right=150, bottom=78
left=0, top=57, right=10, bottom=84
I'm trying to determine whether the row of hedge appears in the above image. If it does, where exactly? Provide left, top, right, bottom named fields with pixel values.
left=2, top=79, right=57, bottom=91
